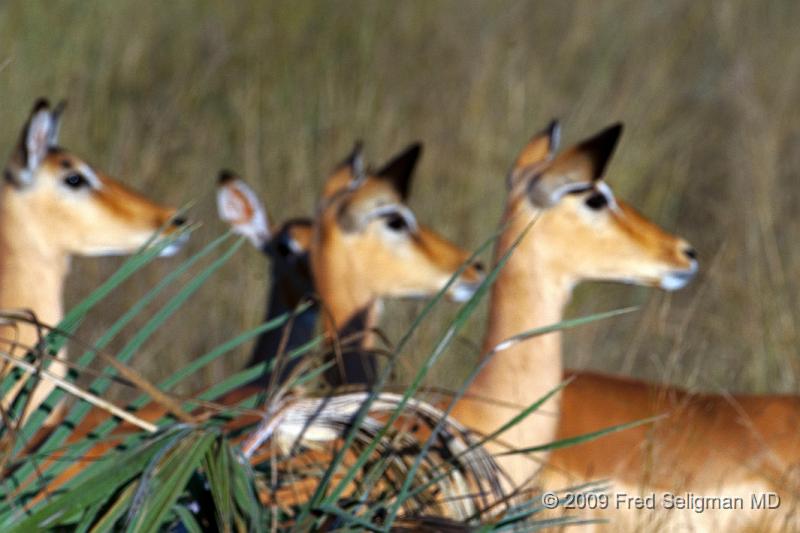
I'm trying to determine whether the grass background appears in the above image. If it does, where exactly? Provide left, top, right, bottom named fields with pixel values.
left=0, top=0, right=798, bottom=396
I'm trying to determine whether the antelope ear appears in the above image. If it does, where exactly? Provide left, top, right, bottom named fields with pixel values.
left=509, top=120, right=560, bottom=188
left=25, top=99, right=59, bottom=171
left=48, top=100, right=67, bottom=146
left=322, top=141, right=366, bottom=200
left=376, top=142, right=422, bottom=199
left=527, top=122, right=623, bottom=207
left=216, top=170, right=271, bottom=249
left=6, top=99, right=60, bottom=188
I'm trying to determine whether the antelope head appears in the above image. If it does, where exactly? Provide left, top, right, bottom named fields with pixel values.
left=506, top=121, right=697, bottom=291
left=2, top=99, right=187, bottom=258
left=313, top=142, right=485, bottom=308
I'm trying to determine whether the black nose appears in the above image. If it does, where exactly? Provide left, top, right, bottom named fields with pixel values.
left=172, top=216, right=187, bottom=227
left=473, top=261, right=485, bottom=273
left=684, top=247, right=697, bottom=260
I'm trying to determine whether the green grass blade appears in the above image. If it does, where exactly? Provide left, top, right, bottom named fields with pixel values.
left=344, top=220, right=535, bottom=526
left=125, top=431, right=216, bottom=533
left=4, top=232, right=231, bottom=471
left=6, top=237, right=243, bottom=505
left=396, top=308, right=638, bottom=507
left=172, top=505, right=204, bottom=533
left=293, top=230, right=502, bottom=529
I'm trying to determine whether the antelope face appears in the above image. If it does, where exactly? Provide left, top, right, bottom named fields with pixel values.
left=3, top=99, right=186, bottom=257
left=315, top=143, right=484, bottom=304
left=510, top=121, right=697, bottom=291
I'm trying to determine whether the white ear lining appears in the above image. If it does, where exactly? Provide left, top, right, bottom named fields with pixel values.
left=549, top=121, right=562, bottom=153
left=349, top=151, right=367, bottom=191
left=216, top=179, right=271, bottom=248
left=25, top=111, right=55, bottom=172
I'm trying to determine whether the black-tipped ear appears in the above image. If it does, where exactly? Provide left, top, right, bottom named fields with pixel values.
left=48, top=100, right=67, bottom=146
left=6, top=98, right=58, bottom=188
left=348, top=141, right=366, bottom=187
left=218, top=169, right=238, bottom=184
left=376, top=142, right=422, bottom=199
left=575, top=122, right=623, bottom=181
left=31, top=98, right=50, bottom=114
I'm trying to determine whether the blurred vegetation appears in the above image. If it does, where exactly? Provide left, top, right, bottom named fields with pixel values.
left=0, top=0, right=798, bottom=396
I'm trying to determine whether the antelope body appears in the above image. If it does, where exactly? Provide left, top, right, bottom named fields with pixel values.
left=451, top=121, right=800, bottom=529
left=0, top=99, right=185, bottom=422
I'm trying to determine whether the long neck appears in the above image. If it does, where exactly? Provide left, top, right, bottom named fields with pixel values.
left=248, top=262, right=318, bottom=385
left=452, top=201, right=572, bottom=487
left=0, top=187, right=69, bottom=359
left=320, top=284, right=380, bottom=387
left=314, top=233, right=380, bottom=387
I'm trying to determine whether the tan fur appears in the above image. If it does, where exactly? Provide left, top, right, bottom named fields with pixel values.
left=456, top=123, right=800, bottom=529
left=452, top=123, right=695, bottom=490
left=312, top=155, right=483, bottom=355
left=0, top=101, right=182, bottom=423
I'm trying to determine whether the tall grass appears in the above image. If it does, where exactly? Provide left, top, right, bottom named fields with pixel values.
left=0, top=0, right=798, bottom=397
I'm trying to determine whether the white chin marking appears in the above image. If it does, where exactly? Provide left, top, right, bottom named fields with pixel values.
left=449, top=283, right=478, bottom=303
left=158, top=233, right=189, bottom=257
left=660, top=272, right=693, bottom=291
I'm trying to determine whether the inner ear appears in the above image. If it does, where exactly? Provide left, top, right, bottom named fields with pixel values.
left=25, top=99, right=57, bottom=172
left=376, top=142, right=422, bottom=200
left=322, top=142, right=366, bottom=200
left=215, top=171, right=271, bottom=248
left=515, top=120, right=560, bottom=170
left=335, top=199, right=361, bottom=233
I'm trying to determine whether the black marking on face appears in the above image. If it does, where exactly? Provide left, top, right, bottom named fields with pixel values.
left=384, top=212, right=409, bottom=231
left=63, top=172, right=89, bottom=189
left=585, top=192, right=608, bottom=210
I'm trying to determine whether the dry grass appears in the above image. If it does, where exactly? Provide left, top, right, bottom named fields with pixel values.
left=0, top=0, right=798, bottom=396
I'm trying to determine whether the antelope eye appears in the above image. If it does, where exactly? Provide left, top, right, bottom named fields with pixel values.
left=384, top=213, right=408, bottom=231
left=585, top=192, right=608, bottom=210
left=64, top=173, right=88, bottom=189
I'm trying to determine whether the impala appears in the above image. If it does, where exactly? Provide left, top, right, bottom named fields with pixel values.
left=0, top=99, right=186, bottom=423
left=312, top=142, right=484, bottom=387
left=452, top=120, right=800, bottom=529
